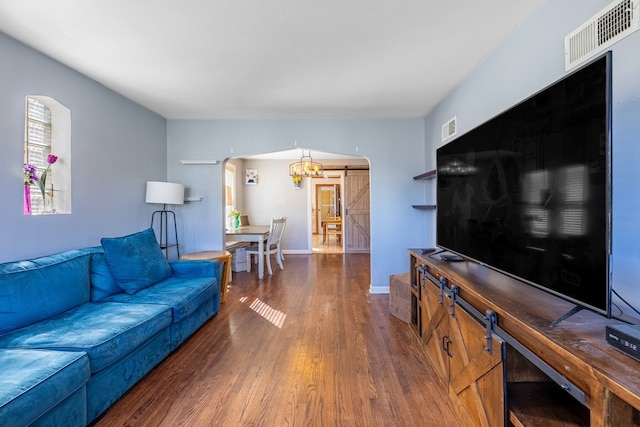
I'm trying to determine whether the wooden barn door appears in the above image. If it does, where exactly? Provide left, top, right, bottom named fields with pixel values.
left=421, top=274, right=506, bottom=427
left=447, top=306, right=506, bottom=427
left=343, top=170, right=370, bottom=253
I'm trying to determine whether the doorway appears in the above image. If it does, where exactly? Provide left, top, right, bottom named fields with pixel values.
left=313, top=182, right=343, bottom=253
left=316, top=184, right=340, bottom=228
left=310, top=167, right=370, bottom=254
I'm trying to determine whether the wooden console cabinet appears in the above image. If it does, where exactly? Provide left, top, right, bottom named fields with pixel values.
left=420, top=269, right=506, bottom=426
left=409, top=248, right=640, bottom=427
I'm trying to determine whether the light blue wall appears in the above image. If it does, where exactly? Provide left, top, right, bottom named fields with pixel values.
left=8, top=0, right=632, bottom=303
left=167, top=119, right=427, bottom=291
left=0, top=33, right=168, bottom=262
left=424, top=0, right=640, bottom=319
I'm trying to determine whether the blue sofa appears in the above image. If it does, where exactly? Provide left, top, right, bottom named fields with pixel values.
left=0, top=228, right=221, bottom=426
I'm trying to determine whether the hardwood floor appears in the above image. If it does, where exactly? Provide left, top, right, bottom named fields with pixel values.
left=93, top=254, right=460, bottom=426
left=311, top=233, right=342, bottom=254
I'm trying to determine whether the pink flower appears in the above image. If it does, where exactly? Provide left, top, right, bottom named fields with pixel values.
left=38, top=153, right=59, bottom=201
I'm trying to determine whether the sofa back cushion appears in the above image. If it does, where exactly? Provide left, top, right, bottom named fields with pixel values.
left=0, top=250, right=90, bottom=335
left=82, top=247, right=121, bottom=300
left=101, top=228, right=172, bottom=295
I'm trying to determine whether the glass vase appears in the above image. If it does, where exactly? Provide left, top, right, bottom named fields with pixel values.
left=24, top=185, right=31, bottom=215
left=44, top=194, right=54, bottom=213
left=233, top=215, right=240, bottom=229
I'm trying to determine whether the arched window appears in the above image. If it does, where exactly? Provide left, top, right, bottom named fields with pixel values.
left=23, top=96, right=71, bottom=215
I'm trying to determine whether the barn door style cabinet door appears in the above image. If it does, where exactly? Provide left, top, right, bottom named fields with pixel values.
left=409, top=249, right=640, bottom=427
left=419, top=264, right=506, bottom=427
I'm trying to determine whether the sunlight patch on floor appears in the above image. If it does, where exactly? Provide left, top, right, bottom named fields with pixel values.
left=239, top=296, right=287, bottom=328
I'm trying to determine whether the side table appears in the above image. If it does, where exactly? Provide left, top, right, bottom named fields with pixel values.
left=180, top=250, right=231, bottom=303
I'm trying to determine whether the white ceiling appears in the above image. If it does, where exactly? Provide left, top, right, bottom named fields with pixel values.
left=0, top=1, right=543, bottom=120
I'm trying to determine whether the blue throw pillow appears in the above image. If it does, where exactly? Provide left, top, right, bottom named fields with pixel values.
left=100, top=228, right=172, bottom=294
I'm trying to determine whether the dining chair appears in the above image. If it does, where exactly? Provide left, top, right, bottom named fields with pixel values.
left=246, top=217, right=287, bottom=275
left=325, top=217, right=342, bottom=245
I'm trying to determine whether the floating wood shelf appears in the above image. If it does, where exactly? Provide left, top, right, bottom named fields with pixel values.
left=412, top=170, right=437, bottom=209
left=412, top=170, right=436, bottom=180
left=179, top=160, right=220, bottom=165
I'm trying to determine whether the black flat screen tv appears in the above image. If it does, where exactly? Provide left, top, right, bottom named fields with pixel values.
left=436, top=52, right=612, bottom=316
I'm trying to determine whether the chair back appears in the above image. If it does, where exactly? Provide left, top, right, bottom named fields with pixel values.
left=267, top=217, right=287, bottom=249
left=240, top=215, right=250, bottom=226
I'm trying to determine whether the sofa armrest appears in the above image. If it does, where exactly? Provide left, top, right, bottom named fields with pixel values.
left=169, top=260, right=221, bottom=285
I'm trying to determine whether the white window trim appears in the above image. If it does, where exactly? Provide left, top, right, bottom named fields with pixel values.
left=25, top=96, right=71, bottom=215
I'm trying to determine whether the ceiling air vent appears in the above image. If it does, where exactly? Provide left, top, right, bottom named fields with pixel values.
left=565, top=0, right=639, bottom=70
left=442, top=116, right=457, bottom=142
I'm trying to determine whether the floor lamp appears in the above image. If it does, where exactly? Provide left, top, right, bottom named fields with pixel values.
left=145, top=181, right=185, bottom=258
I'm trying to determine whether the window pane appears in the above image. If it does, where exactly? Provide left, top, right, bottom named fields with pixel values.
left=27, top=144, right=47, bottom=169
left=27, top=120, right=52, bottom=146
left=28, top=97, right=51, bottom=123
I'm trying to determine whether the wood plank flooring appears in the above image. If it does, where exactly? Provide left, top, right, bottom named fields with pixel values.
left=92, top=254, right=460, bottom=426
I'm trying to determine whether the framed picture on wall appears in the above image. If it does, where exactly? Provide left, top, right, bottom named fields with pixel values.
left=245, top=168, right=258, bottom=185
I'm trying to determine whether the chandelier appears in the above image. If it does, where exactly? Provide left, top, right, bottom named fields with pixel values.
left=289, top=150, right=323, bottom=178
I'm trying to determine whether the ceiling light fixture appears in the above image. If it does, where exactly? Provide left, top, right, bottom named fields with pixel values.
left=289, top=150, right=323, bottom=178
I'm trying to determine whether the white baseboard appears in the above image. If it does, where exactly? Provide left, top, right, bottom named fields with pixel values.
left=281, top=249, right=312, bottom=255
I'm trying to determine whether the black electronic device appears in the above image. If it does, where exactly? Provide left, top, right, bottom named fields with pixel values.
left=441, top=254, right=464, bottom=262
left=606, top=324, right=640, bottom=361
left=436, top=52, right=612, bottom=317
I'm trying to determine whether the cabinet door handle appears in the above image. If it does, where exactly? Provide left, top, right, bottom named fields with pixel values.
left=442, top=334, right=453, bottom=357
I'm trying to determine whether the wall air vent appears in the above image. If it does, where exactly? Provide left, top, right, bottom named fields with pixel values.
left=442, top=116, right=457, bottom=142
left=565, top=0, right=639, bottom=70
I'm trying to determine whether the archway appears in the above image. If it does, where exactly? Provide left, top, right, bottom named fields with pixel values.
left=223, top=148, right=370, bottom=257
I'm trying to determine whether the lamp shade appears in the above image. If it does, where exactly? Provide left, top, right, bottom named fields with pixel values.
left=145, top=181, right=185, bottom=205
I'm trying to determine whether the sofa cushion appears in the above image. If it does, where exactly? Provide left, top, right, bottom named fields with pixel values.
left=0, top=349, right=90, bottom=427
left=0, top=250, right=90, bottom=335
left=101, top=228, right=172, bottom=295
left=0, top=302, right=172, bottom=373
left=105, top=275, right=216, bottom=322
left=82, top=246, right=121, bottom=301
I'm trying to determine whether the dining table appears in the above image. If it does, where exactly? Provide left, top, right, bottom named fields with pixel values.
left=226, top=225, right=271, bottom=279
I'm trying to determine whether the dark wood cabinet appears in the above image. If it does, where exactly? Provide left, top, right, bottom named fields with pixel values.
left=409, top=248, right=640, bottom=427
